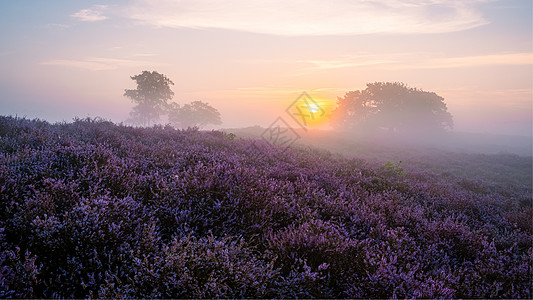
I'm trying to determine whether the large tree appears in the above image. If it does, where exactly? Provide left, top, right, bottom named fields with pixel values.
left=168, top=100, right=222, bottom=128
left=331, top=82, right=453, bottom=134
left=124, top=71, right=174, bottom=126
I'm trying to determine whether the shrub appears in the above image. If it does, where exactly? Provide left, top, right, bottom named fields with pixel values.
left=0, top=115, right=531, bottom=298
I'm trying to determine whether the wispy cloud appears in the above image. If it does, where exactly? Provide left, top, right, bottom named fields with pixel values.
left=71, top=5, right=109, bottom=22
left=126, top=0, right=489, bottom=35
left=40, top=57, right=164, bottom=71
left=130, top=53, right=157, bottom=57
left=46, top=23, right=71, bottom=30
left=301, top=52, right=532, bottom=71
left=234, top=86, right=300, bottom=95
left=302, top=55, right=399, bottom=70
left=415, top=53, right=533, bottom=69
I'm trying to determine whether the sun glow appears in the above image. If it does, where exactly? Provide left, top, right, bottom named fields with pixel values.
left=286, top=93, right=335, bottom=129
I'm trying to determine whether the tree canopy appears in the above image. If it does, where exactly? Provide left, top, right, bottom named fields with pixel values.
left=124, top=71, right=174, bottom=126
left=124, top=71, right=222, bottom=128
left=331, top=82, right=453, bottom=134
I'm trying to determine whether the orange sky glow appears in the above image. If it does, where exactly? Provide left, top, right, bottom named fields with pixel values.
left=0, top=0, right=531, bottom=135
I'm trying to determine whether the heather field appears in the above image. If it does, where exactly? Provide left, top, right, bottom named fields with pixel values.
left=0, top=116, right=531, bottom=298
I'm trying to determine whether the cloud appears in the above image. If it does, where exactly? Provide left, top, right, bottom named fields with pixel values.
left=130, top=53, right=157, bottom=57
left=300, top=52, right=532, bottom=71
left=71, top=5, right=109, bottom=22
left=46, top=23, right=72, bottom=30
left=416, top=53, right=533, bottom=69
left=126, top=0, right=490, bottom=35
left=41, top=57, right=164, bottom=71
left=301, top=55, right=400, bottom=69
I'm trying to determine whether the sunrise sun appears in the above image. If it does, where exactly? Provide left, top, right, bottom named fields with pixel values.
left=286, top=92, right=335, bottom=129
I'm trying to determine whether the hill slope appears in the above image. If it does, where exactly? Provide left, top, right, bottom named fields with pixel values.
left=0, top=116, right=531, bottom=298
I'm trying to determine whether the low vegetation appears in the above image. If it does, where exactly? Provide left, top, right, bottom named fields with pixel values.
left=0, top=116, right=531, bottom=298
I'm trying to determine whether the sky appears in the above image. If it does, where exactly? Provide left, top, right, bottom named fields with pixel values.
left=0, top=0, right=531, bottom=136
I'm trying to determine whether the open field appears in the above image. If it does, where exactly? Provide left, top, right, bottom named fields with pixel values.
left=1, top=116, right=531, bottom=298
left=228, top=126, right=532, bottom=189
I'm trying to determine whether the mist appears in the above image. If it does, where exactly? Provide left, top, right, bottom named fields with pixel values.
left=2, top=1, right=533, bottom=297
left=1, top=1, right=532, bottom=143
left=0, top=0, right=531, bottom=230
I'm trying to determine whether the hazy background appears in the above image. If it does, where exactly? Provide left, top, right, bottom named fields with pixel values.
left=0, top=0, right=531, bottom=137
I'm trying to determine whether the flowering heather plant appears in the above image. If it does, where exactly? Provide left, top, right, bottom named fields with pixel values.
left=0, top=115, right=531, bottom=298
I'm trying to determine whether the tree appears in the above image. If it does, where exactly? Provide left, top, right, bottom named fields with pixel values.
left=168, top=100, right=222, bottom=128
left=331, top=82, right=453, bottom=134
left=124, top=71, right=174, bottom=126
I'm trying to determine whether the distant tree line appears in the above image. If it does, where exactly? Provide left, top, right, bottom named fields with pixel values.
left=124, top=71, right=222, bottom=128
left=124, top=75, right=453, bottom=135
left=331, top=82, right=453, bottom=135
